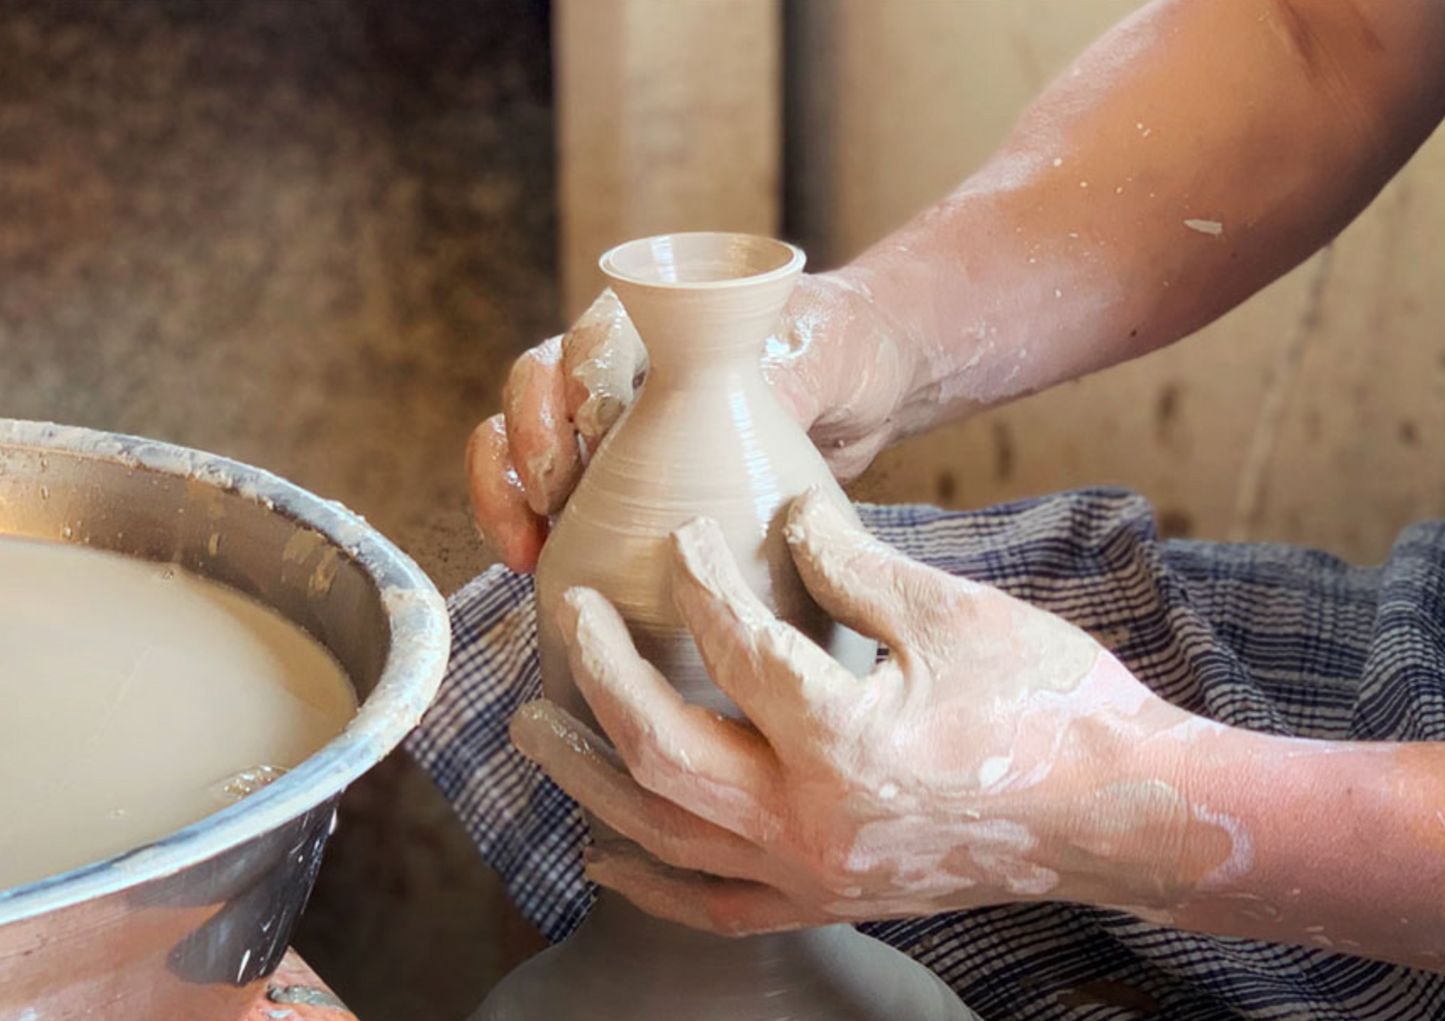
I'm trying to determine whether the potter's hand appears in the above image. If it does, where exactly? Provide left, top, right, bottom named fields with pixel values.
left=510, top=488, right=1201, bottom=934
left=468, top=276, right=914, bottom=572
left=513, top=493, right=1445, bottom=972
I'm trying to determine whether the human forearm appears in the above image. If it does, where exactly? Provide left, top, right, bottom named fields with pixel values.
left=839, top=0, right=1445, bottom=439
left=469, top=1, right=1445, bottom=566
left=1095, top=722, right=1445, bottom=970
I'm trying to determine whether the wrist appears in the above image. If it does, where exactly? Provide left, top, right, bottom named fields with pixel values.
left=774, top=268, right=921, bottom=469
left=1040, top=654, right=1223, bottom=917
left=1168, top=739, right=1445, bottom=966
left=1164, top=733, right=1445, bottom=934
left=824, top=263, right=928, bottom=443
left=844, top=185, right=1061, bottom=428
left=845, top=164, right=1170, bottom=424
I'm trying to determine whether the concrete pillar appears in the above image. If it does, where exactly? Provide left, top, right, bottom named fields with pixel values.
left=556, top=0, right=781, bottom=319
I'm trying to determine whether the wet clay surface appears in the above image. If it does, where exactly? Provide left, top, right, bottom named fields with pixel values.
left=248, top=949, right=358, bottom=1021
left=0, top=536, right=355, bottom=891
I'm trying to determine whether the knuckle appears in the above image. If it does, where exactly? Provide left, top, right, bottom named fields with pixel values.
left=806, top=834, right=861, bottom=895
left=757, top=620, right=812, bottom=669
left=651, top=833, right=692, bottom=870
left=524, top=335, right=564, bottom=366
left=625, top=742, right=679, bottom=795
left=467, top=414, right=505, bottom=454
left=756, top=621, right=791, bottom=659
left=704, top=892, right=754, bottom=938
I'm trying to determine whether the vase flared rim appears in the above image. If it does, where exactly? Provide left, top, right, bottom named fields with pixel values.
left=600, top=232, right=805, bottom=291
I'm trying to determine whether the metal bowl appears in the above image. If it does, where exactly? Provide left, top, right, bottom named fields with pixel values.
left=0, top=420, right=451, bottom=1019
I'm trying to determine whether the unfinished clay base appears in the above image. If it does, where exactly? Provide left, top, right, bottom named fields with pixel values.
left=474, top=895, right=977, bottom=1020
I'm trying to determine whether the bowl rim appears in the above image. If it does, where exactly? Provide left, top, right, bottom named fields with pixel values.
left=0, top=419, right=451, bottom=925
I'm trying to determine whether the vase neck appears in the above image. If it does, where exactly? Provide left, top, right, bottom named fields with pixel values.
left=609, top=279, right=791, bottom=376
left=599, top=232, right=804, bottom=377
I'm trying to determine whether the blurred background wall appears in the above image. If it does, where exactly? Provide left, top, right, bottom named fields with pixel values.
left=0, top=1, right=548, bottom=1016
left=3, top=0, right=1443, bottom=1018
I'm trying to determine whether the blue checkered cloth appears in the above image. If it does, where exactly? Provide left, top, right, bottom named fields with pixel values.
left=407, top=489, right=1445, bottom=1020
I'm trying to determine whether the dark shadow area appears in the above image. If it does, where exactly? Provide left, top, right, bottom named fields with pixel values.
left=0, top=0, right=557, bottom=1015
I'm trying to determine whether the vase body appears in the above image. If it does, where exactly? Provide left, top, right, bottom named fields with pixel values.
left=537, top=232, right=875, bottom=719
left=477, top=233, right=974, bottom=1021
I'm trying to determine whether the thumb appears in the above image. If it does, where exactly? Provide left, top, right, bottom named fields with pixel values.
left=562, top=288, right=649, bottom=453
left=785, top=487, right=971, bottom=665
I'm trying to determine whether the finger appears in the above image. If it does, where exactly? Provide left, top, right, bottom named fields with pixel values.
left=669, top=517, right=856, bottom=738
left=502, top=336, right=584, bottom=516
left=560, top=288, right=648, bottom=451
left=510, top=701, right=775, bottom=884
left=784, top=486, right=967, bottom=661
left=466, top=415, right=548, bottom=572
left=558, top=587, right=781, bottom=843
left=585, top=841, right=824, bottom=937
left=761, top=273, right=841, bottom=430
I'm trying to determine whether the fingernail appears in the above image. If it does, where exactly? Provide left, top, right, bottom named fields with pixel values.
left=557, top=586, right=587, bottom=634
left=800, top=486, right=842, bottom=527
left=670, top=516, right=722, bottom=561
left=670, top=517, right=730, bottom=577
left=508, top=700, right=556, bottom=758
left=668, top=521, right=710, bottom=595
left=561, top=588, right=626, bottom=658
left=784, top=488, right=823, bottom=541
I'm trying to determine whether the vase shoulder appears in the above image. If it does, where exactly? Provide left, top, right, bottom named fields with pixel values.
left=539, top=372, right=840, bottom=615
left=534, top=374, right=869, bottom=717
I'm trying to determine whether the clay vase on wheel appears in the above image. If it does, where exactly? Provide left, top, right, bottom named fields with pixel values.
left=475, top=232, right=977, bottom=1020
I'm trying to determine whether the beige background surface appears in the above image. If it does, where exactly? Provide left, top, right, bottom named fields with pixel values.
left=556, top=0, right=781, bottom=317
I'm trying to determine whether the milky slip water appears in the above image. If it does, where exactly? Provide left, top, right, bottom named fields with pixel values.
left=0, top=536, right=356, bottom=891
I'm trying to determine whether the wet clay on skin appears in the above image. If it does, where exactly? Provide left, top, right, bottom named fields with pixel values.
left=0, top=536, right=356, bottom=891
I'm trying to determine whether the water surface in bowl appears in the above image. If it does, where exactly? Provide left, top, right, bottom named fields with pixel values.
left=0, top=536, right=356, bottom=891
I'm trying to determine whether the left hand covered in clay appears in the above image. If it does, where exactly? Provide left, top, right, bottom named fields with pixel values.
left=511, top=488, right=1212, bottom=935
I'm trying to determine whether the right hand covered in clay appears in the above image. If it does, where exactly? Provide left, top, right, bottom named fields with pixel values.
left=510, top=487, right=1211, bottom=932
left=468, top=273, right=916, bottom=571
left=512, top=490, right=1445, bottom=971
